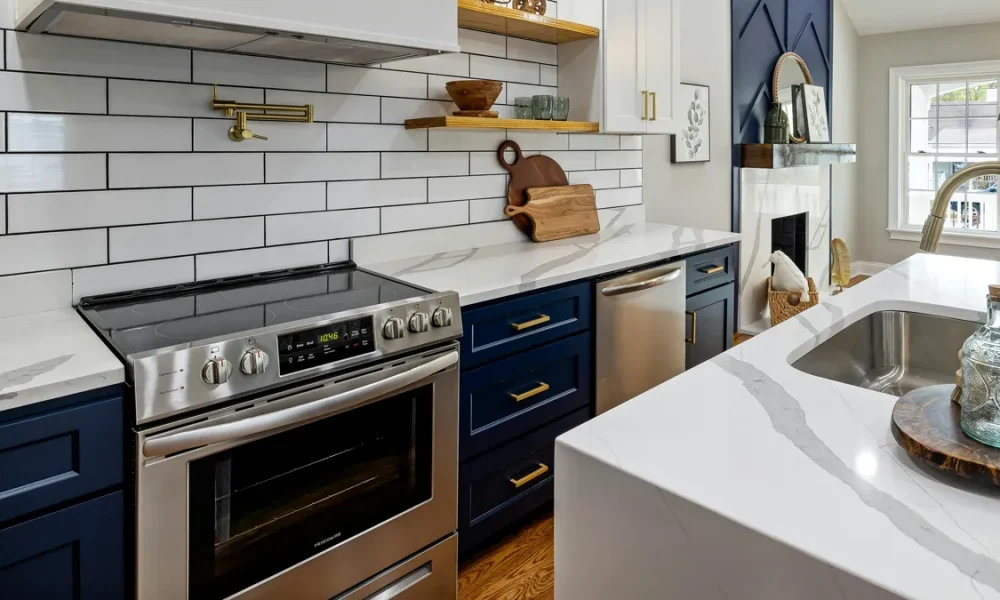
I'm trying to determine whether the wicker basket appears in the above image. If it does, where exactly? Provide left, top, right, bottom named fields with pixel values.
left=768, top=277, right=820, bottom=326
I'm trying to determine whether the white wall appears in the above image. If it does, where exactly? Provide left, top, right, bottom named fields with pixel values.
left=859, top=22, right=1000, bottom=264
left=831, top=0, right=862, bottom=257
left=643, top=0, right=732, bottom=232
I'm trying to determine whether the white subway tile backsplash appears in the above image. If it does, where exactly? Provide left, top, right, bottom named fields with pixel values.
left=6, top=32, right=191, bottom=82
left=458, top=29, right=507, bottom=58
left=352, top=220, right=523, bottom=263
left=0, top=115, right=5, bottom=151
left=382, top=153, right=468, bottom=179
left=328, top=124, right=427, bottom=152
left=620, top=169, right=643, bottom=187
left=265, top=90, right=378, bottom=123
left=109, top=81, right=261, bottom=118
left=381, top=98, right=454, bottom=124
left=470, top=148, right=536, bottom=175
left=540, top=65, right=558, bottom=86
left=0, top=154, right=106, bottom=193
left=72, top=258, right=193, bottom=302
left=541, top=151, right=595, bottom=171
left=196, top=243, right=328, bottom=280
left=506, top=38, right=557, bottom=65
left=428, top=129, right=506, bottom=151
left=0, top=196, right=4, bottom=233
left=194, top=183, right=326, bottom=219
left=596, top=187, right=643, bottom=209
left=0, top=229, right=106, bottom=275
left=596, top=150, right=643, bottom=170
left=0, top=71, right=106, bottom=114
left=265, top=153, right=380, bottom=183
left=330, top=240, right=350, bottom=262
left=328, top=179, right=426, bottom=210
left=382, top=53, right=469, bottom=78
left=470, top=56, right=539, bottom=85
left=0, top=270, right=73, bottom=317
left=620, top=136, right=643, bottom=150
left=429, top=175, right=506, bottom=202
left=469, top=197, right=508, bottom=223
left=193, top=51, right=325, bottom=92
left=8, top=189, right=191, bottom=233
left=568, top=170, right=619, bottom=190
left=505, top=83, right=558, bottom=103
left=110, top=218, right=264, bottom=262
left=512, top=132, right=568, bottom=151
left=110, top=153, right=263, bottom=188
left=328, top=65, right=427, bottom=99
left=569, top=134, right=620, bottom=150
left=266, top=209, right=379, bottom=245
left=381, top=202, right=468, bottom=234
left=8, top=114, right=191, bottom=152
left=194, top=120, right=327, bottom=152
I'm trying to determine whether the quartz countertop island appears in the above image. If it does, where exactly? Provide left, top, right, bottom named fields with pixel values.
left=555, top=253, right=1000, bottom=600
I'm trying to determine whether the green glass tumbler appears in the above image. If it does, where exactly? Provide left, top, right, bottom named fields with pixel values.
left=532, top=95, right=552, bottom=120
left=552, top=96, right=570, bottom=121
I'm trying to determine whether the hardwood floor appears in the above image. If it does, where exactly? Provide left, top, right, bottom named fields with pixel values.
left=458, top=511, right=554, bottom=600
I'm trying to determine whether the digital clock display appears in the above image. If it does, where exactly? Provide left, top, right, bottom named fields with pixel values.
left=278, top=316, right=375, bottom=376
left=319, top=331, right=340, bottom=343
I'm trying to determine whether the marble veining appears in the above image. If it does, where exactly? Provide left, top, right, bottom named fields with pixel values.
left=0, top=354, right=75, bottom=401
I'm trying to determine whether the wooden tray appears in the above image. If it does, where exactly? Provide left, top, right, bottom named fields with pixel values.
left=498, top=140, right=569, bottom=237
left=891, top=384, right=1000, bottom=487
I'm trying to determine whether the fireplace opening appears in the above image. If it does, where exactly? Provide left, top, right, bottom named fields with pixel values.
left=771, top=212, right=808, bottom=276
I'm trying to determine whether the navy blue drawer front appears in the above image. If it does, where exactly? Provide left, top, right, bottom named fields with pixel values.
left=0, top=491, right=124, bottom=600
left=460, top=282, right=592, bottom=368
left=686, top=245, right=736, bottom=296
left=0, top=395, right=123, bottom=525
left=460, top=333, right=592, bottom=460
left=459, top=408, right=588, bottom=555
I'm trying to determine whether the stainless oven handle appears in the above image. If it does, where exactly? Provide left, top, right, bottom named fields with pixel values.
left=142, top=351, right=458, bottom=458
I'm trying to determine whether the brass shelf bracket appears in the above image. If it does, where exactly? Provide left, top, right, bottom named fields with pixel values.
left=211, top=85, right=315, bottom=143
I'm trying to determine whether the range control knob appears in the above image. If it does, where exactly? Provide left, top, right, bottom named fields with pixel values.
left=240, top=349, right=269, bottom=376
left=383, top=317, right=406, bottom=340
left=409, top=312, right=430, bottom=333
left=431, top=307, right=454, bottom=328
left=202, top=357, right=233, bottom=385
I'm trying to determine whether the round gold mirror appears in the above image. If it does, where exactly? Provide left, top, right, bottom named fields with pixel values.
left=772, top=52, right=813, bottom=143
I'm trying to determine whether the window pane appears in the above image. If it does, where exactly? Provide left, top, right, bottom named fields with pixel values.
left=967, top=192, right=999, bottom=232
left=911, top=119, right=935, bottom=152
left=968, top=118, right=997, bottom=154
left=907, top=191, right=936, bottom=226
left=936, top=118, right=968, bottom=152
left=937, top=82, right=968, bottom=118
left=933, top=157, right=971, bottom=190
left=907, top=155, right=936, bottom=190
left=911, top=83, right=938, bottom=119
left=968, top=79, right=997, bottom=118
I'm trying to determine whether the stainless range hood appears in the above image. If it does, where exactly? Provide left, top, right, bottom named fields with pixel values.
left=16, top=0, right=460, bottom=65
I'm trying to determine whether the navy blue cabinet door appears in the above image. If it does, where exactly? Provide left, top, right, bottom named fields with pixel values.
left=686, top=283, right=736, bottom=369
left=0, top=491, right=124, bottom=600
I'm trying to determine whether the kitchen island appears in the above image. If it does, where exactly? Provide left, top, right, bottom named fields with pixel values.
left=556, top=253, right=1000, bottom=600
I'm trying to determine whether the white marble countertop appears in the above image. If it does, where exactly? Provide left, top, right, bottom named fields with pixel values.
left=558, top=253, right=1000, bottom=600
left=361, top=220, right=742, bottom=305
left=0, top=309, right=124, bottom=413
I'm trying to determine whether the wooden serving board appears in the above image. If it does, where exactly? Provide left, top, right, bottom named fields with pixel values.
left=504, top=184, right=600, bottom=242
left=498, top=140, right=569, bottom=236
left=891, top=384, right=1000, bottom=487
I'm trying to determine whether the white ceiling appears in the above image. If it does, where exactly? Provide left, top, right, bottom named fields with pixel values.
left=841, top=0, right=1000, bottom=35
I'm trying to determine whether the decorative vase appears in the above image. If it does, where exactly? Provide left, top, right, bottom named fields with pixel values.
left=960, top=285, right=1000, bottom=448
left=763, top=103, right=789, bottom=144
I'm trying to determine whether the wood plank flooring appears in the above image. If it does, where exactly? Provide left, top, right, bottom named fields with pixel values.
left=458, top=511, right=554, bottom=600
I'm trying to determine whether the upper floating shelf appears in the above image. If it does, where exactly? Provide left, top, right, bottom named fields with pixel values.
left=405, top=116, right=599, bottom=132
left=457, top=0, right=600, bottom=44
left=740, top=143, right=857, bottom=169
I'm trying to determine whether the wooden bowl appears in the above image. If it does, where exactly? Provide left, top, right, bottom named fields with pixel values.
left=446, top=80, right=503, bottom=111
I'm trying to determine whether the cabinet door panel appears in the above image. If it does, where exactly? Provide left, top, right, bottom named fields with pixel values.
left=686, top=283, right=736, bottom=369
left=603, top=0, right=646, bottom=133
left=644, top=0, right=681, bottom=134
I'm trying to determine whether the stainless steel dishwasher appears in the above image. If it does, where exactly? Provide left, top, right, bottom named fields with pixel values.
left=596, top=262, right=687, bottom=415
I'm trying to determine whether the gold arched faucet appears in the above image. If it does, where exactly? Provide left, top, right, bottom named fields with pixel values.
left=211, top=85, right=314, bottom=143
left=921, top=162, right=1000, bottom=252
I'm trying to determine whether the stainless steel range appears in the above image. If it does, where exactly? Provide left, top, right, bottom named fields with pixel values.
left=77, top=263, right=462, bottom=600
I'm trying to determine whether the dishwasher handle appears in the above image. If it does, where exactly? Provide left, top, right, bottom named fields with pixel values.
left=600, top=267, right=683, bottom=297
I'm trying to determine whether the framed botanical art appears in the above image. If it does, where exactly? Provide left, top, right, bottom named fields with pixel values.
left=671, top=83, right=710, bottom=163
left=795, top=83, right=830, bottom=143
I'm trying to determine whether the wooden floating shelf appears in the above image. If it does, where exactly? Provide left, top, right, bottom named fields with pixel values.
left=741, top=143, right=857, bottom=169
left=457, top=0, right=600, bottom=44
left=405, top=116, right=600, bottom=132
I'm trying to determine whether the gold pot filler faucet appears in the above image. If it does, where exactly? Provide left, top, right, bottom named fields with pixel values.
left=211, top=86, right=315, bottom=142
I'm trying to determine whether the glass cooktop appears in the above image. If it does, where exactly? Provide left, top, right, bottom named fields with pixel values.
left=77, top=263, right=429, bottom=357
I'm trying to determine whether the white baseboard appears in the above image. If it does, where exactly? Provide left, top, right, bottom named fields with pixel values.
left=850, top=261, right=891, bottom=276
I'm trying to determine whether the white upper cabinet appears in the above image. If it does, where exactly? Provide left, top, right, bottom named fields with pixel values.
left=642, top=0, right=681, bottom=134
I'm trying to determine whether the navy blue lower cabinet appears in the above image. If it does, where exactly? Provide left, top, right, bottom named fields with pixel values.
left=0, top=491, right=124, bottom=600
left=686, top=282, right=736, bottom=369
left=459, top=333, right=592, bottom=461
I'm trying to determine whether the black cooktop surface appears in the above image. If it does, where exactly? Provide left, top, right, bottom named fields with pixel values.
left=77, top=263, right=429, bottom=357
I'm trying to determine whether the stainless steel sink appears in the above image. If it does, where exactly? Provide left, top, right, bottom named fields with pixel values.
left=791, top=311, right=980, bottom=396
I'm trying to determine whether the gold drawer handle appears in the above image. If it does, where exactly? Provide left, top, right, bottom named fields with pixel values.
left=509, top=382, right=550, bottom=403
left=686, top=310, right=697, bottom=345
left=699, top=265, right=724, bottom=275
left=511, top=314, right=551, bottom=332
left=509, top=463, right=550, bottom=489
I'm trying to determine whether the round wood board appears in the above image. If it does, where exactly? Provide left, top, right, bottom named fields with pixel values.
left=891, top=384, right=1000, bottom=487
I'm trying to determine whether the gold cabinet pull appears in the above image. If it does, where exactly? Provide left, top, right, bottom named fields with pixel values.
left=651, top=91, right=657, bottom=121
left=641, top=90, right=649, bottom=121
left=509, top=382, right=550, bottom=402
left=686, top=310, right=697, bottom=345
left=509, top=463, right=550, bottom=488
left=511, top=314, right=551, bottom=332
left=699, top=265, right=724, bottom=274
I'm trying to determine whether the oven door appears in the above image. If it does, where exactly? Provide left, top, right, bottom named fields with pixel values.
left=136, top=347, right=459, bottom=600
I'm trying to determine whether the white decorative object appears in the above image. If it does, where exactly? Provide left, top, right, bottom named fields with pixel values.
left=799, top=83, right=830, bottom=143
left=671, top=83, right=711, bottom=163
left=769, top=250, right=808, bottom=292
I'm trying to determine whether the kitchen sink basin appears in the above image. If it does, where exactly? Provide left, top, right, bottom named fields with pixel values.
left=791, top=310, right=980, bottom=397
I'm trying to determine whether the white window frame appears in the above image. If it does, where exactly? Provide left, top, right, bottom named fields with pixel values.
left=888, top=60, right=1000, bottom=249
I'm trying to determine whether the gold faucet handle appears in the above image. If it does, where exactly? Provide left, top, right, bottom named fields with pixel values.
left=228, top=111, right=268, bottom=142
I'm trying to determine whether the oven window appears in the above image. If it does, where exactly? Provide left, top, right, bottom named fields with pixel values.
left=188, top=384, right=434, bottom=600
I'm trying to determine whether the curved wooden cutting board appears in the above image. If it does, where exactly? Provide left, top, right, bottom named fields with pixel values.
left=498, top=140, right=569, bottom=236
left=504, top=184, right=599, bottom=242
